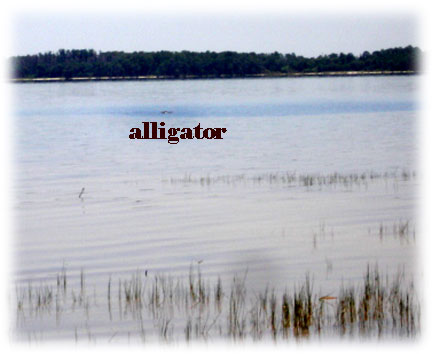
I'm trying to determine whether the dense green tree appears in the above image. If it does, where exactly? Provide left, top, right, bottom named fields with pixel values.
left=9, top=46, right=421, bottom=80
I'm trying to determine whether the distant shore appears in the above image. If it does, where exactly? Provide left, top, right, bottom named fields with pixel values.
left=11, top=70, right=417, bottom=83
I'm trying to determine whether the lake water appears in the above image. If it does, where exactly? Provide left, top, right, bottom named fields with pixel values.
left=12, top=76, right=419, bottom=342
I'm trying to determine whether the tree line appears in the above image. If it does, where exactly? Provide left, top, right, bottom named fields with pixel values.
left=11, top=46, right=420, bottom=80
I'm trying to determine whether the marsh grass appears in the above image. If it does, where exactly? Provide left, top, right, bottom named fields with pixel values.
left=377, top=219, right=415, bottom=244
left=14, top=263, right=419, bottom=343
left=164, top=170, right=415, bottom=191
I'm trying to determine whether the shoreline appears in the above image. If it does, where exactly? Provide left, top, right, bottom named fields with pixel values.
left=10, top=70, right=417, bottom=83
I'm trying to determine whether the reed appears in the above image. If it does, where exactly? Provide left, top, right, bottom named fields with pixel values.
left=164, top=169, right=415, bottom=191
left=14, top=263, right=420, bottom=343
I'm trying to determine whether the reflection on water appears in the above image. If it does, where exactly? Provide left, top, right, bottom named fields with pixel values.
left=12, top=76, right=419, bottom=341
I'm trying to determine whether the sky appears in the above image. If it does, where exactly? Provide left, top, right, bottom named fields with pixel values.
left=10, top=12, right=418, bottom=58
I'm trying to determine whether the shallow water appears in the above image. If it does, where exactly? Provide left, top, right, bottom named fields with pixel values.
left=12, top=76, right=419, bottom=342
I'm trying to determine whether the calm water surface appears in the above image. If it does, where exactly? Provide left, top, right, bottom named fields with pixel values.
left=12, top=76, right=419, bottom=341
